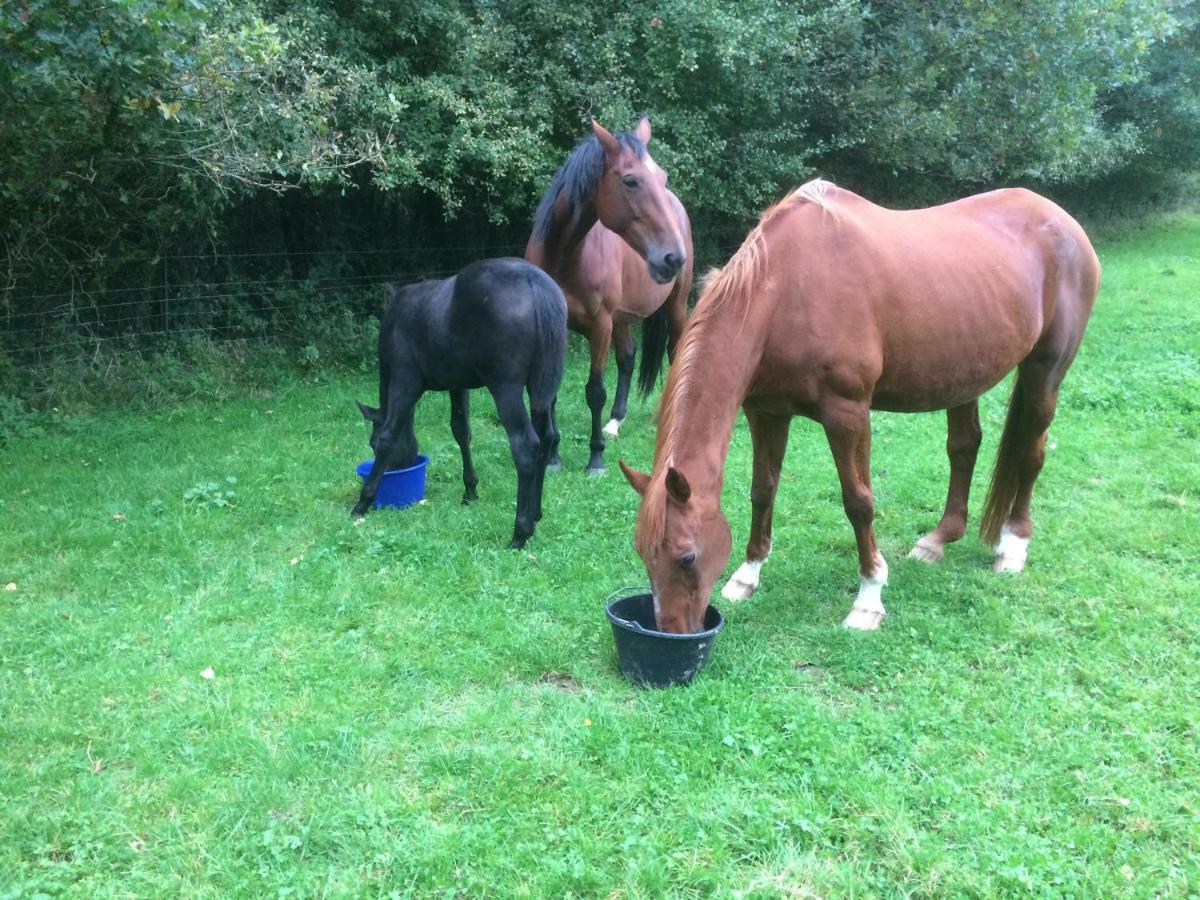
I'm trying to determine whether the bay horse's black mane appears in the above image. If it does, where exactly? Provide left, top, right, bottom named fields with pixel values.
left=531, top=130, right=647, bottom=241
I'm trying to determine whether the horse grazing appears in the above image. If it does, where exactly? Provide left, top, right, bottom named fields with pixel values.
left=526, top=117, right=693, bottom=474
left=353, top=258, right=567, bottom=549
left=620, top=181, right=1100, bottom=633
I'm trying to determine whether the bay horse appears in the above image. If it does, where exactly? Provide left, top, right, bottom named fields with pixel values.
left=526, top=117, right=693, bottom=474
left=620, top=181, right=1100, bottom=633
left=353, top=258, right=567, bottom=549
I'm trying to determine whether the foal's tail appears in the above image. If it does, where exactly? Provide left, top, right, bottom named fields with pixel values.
left=980, top=375, right=1026, bottom=547
left=637, top=304, right=670, bottom=396
left=529, top=273, right=568, bottom=406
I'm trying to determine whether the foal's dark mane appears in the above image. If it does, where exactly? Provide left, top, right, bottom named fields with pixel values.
left=531, top=131, right=647, bottom=241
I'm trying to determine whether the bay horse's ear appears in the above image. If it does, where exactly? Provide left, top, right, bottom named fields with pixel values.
left=664, top=466, right=691, bottom=505
left=619, top=459, right=651, bottom=496
left=591, top=119, right=620, bottom=156
left=635, top=116, right=651, bottom=145
left=356, top=400, right=382, bottom=423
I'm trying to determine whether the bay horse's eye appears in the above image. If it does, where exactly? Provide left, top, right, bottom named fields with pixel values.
left=622, top=175, right=640, bottom=189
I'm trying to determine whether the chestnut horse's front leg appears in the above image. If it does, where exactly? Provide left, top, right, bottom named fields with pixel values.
left=821, top=399, right=888, bottom=630
left=721, top=410, right=791, bottom=602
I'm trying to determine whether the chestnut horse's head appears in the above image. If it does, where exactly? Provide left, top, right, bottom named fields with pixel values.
left=590, top=117, right=687, bottom=284
left=620, top=461, right=732, bottom=633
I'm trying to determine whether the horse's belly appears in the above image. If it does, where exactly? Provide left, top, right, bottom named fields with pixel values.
left=871, top=328, right=1037, bottom=412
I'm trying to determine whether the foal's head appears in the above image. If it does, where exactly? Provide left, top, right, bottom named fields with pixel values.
left=591, top=117, right=687, bottom=284
left=356, top=401, right=418, bottom=471
left=621, top=462, right=732, bottom=633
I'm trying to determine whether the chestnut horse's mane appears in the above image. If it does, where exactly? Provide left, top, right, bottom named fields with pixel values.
left=635, top=179, right=838, bottom=556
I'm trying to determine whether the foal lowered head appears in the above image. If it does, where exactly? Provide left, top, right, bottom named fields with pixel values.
left=591, top=117, right=687, bottom=285
left=356, top=400, right=418, bottom=471
left=620, top=461, right=732, bottom=633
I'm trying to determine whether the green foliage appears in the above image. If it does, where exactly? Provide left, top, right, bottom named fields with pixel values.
left=0, top=395, right=43, bottom=445
left=1, top=1, right=1197, bottom=390
left=183, top=476, right=238, bottom=508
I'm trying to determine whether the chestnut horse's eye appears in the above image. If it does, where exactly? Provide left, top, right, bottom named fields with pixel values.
left=676, top=552, right=697, bottom=570
left=622, top=175, right=640, bottom=189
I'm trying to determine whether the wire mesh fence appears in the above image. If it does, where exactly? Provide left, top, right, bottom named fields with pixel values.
left=2, top=237, right=744, bottom=375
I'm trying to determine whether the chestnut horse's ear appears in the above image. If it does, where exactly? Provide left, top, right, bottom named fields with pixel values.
left=591, top=119, right=620, bottom=156
left=635, top=116, right=651, bottom=145
left=619, top=459, right=651, bottom=496
left=664, top=466, right=691, bottom=505
left=356, top=400, right=382, bottom=423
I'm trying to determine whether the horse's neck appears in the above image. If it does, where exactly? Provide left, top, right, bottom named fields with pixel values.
left=657, top=311, right=771, bottom=494
left=527, top=202, right=598, bottom=278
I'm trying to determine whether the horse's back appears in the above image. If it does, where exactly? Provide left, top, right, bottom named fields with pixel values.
left=760, top=185, right=1099, bottom=412
left=449, top=258, right=567, bottom=386
left=452, top=257, right=567, bottom=332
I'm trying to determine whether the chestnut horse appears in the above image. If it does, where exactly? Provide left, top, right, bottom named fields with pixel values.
left=621, top=181, right=1100, bottom=633
left=526, top=117, right=693, bottom=474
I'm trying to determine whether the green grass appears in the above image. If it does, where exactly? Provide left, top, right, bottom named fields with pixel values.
left=2, top=216, right=1199, bottom=897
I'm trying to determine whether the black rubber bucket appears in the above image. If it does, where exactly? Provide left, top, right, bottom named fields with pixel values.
left=605, top=589, right=724, bottom=688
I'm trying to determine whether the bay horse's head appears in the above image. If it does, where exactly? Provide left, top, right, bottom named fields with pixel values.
left=620, top=461, right=732, bottom=633
left=591, top=117, right=687, bottom=284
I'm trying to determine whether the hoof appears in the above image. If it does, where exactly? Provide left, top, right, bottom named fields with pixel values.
left=351, top=504, right=370, bottom=518
left=508, top=536, right=529, bottom=550
left=908, top=537, right=943, bottom=563
left=993, top=554, right=1026, bottom=574
left=586, top=466, right=607, bottom=478
left=603, top=418, right=623, bottom=439
left=546, top=461, right=562, bottom=473
left=842, top=606, right=886, bottom=631
left=721, top=578, right=757, bottom=601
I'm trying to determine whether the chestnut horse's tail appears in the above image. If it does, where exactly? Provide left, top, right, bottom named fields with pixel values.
left=637, top=303, right=670, bottom=396
left=979, top=375, right=1026, bottom=547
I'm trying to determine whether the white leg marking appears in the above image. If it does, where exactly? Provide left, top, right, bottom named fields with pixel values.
left=603, top=418, right=623, bottom=438
left=721, top=558, right=765, bottom=602
left=842, top=555, right=888, bottom=631
left=993, top=524, right=1030, bottom=573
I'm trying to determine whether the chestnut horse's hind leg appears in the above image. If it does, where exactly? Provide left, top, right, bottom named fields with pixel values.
left=604, top=322, right=636, bottom=439
left=584, top=318, right=613, bottom=475
left=822, top=401, right=889, bottom=630
left=722, top=411, right=791, bottom=601
left=449, top=389, right=479, bottom=504
left=991, top=361, right=1062, bottom=573
left=910, top=400, right=983, bottom=562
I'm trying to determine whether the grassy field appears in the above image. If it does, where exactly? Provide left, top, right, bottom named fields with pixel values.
left=2, top=216, right=1198, bottom=897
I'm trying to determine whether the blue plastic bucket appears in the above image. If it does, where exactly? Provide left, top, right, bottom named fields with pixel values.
left=605, top=589, right=724, bottom=688
left=355, top=455, right=429, bottom=509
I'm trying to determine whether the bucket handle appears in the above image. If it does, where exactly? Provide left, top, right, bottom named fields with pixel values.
left=605, top=584, right=654, bottom=634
